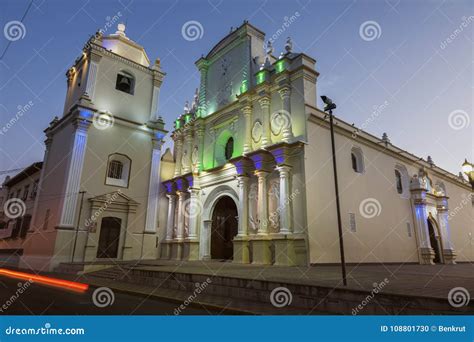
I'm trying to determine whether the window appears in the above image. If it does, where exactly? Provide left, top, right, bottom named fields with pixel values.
left=31, top=180, right=39, bottom=199
left=394, top=164, right=409, bottom=199
left=395, top=170, right=403, bottom=194
left=225, top=137, right=234, bottom=160
left=115, top=71, right=134, bottom=95
left=108, top=160, right=124, bottom=179
left=105, top=154, right=131, bottom=188
left=351, top=147, right=364, bottom=173
left=22, top=185, right=29, bottom=201
left=43, top=209, right=50, bottom=230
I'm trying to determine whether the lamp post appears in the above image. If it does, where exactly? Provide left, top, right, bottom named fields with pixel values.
left=321, top=95, right=347, bottom=286
left=462, top=159, right=474, bottom=191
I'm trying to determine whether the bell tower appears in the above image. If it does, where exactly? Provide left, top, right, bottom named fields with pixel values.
left=26, top=24, right=168, bottom=270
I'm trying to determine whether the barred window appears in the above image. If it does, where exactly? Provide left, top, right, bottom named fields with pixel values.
left=395, top=169, right=403, bottom=194
left=108, top=160, right=123, bottom=179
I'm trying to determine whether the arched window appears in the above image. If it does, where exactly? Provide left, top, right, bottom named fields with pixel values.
left=395, top=169, right=403, bottom=194
left=351, top=147, right=364, bottom=173
left=394, top=164, right=410, bottom=199
left=115, top=71, right=135, bottom=95
left=105, top=154, right=131, bottom=187
left=225, top=137, right=234, bottom=160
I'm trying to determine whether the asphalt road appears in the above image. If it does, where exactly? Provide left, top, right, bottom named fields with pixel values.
left=0, top=275, right=216, bottom=315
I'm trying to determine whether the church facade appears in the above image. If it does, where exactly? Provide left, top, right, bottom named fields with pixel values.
left=0, top=22, right=472, bottom=271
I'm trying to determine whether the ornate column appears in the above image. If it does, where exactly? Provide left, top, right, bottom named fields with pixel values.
left=187, top=188, right=200, bottom=239
left=166, top=194, right=177, bottom=240
left=278, top=86, right=294, bottom=142
left=259, top=96, right=271, bottom=148
left=196, top=123, right=205, bottom=172
left=176, top=191, right=186, bottom=240
left=173, top=135, right=183, bottom=177
left=150, top=59, right=165, bottom=120
left=145, top=138, right=164, bottom=233
left=59, top=118, right=91, bottom=227
left=237, top=175, right=250, bottom=236
left=242, top=105, right=252, bottom=154
left=276, top=165, right=292, bottom=234
left=182, top=129, right=193, bottom=174
left=255, top=170, right=269, bottom=235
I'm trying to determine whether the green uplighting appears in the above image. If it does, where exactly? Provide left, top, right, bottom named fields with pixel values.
left=175, top=119, right=181, bottom=129
left=256, top=71, right=266, bottom=85
left=185, top=114, right=192, bottom=123
left=275, top=60, right=285, bottom=73
left=240, top=80, right=249, bottom=94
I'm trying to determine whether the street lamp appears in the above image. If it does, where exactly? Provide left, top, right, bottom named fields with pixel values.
left=462, top=159, right=474, bottom=190
left=321, top=95, right=347, bottom=286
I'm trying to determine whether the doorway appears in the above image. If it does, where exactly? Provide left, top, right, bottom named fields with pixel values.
left=427, top=218, right=443, bottom=264
left=210, top=196, right=238, bottom=260
left=97, top=217, right=122, bottom=259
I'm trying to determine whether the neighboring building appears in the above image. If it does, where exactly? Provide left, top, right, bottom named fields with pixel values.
left=160, top=21, right=473, bottom=266
left=0, top=162, right=42, bottom=266
left=19, top=24, right=167, bottom=271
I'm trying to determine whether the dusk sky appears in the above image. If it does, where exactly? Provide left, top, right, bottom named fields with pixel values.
left=1, top=0, right=472, bottom=181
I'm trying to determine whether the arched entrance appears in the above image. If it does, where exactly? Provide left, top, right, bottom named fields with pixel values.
left=97, top=217, right=122, bottom=259
left=427, top=218, right=443, bottom=264
left=210, top=196, right=238, bottom=260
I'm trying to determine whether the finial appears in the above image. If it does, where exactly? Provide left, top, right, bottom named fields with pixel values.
left=116, top=23, right=126, bottom=36
left=184, top=100, right=190, bottom=113
left=284, top=37, right=293, bottom=54
left=264, top=41, right=273, bottom=68
left=382, top=132, right=390, bottom=145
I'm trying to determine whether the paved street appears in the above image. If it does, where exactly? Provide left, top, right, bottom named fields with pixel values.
left=0, top=274, right=216, bottom=315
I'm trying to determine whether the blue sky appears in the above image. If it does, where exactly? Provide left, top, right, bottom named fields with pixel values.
left=0, top=0, right=472, bottom=181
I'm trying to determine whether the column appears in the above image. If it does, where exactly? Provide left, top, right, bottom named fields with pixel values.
left=166, top=194, right=177, bottom=240
left=150, top=86, right=161, bottom=120
left=59, top=119, right=90, bottom=227
left=145, top=138, right=163, bottom=233
left=255, top=170, right=269, bottom=235
left=85, top=52, right=101, bottom=100
left=196, top=124, right=205, bottom=172
left=182, top=130, right=193, bottom=174
left=259, top=96, right=271, bottom=148
left=278, top=86, right=294, bottom=142
left=237, top=175, right=250, bottom=236
left=242, top=105, right=252, bottom=154
left=276, top=165, right=292, bottom=234
left=437, top=202, right=456, bottom=264
left=196, top=59, right=209, bottom=116
left=173, top=135, right=183, bottom=177
left=176, top=191, right=186, bottom=240
left=150, top=60, right=165, bottom=120
left=187, top=188, right=200, bottom=239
